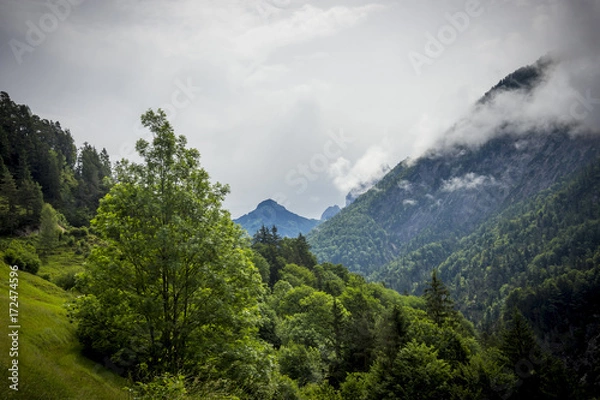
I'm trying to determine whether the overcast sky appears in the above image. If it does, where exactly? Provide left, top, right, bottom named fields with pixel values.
left=1, top=0, right=597, bottom=219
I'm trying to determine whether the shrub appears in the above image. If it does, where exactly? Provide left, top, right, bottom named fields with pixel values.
left=127, top=374, right=188, bottom=400
left=4, top=240, right=41, bottom=274
left=55, top=271, right=78, bottom=291
left=69, top=226, right=89, bottom=238
left=64, top=235, right=76, bottom=247
left=74, top=239, right=90, bottom=256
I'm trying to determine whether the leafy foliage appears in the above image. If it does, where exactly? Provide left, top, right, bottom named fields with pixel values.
left=68, top=109, right=271, bottom=398
left=3, top=239, right=41, bottom=274
left=250, top=222, right=521, bottom=399
left=324, top=148, right=600, bottom=397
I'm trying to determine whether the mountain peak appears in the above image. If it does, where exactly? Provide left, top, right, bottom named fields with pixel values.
left=257, top=198, right=284, bottom=209
left=321, top=205, right=341, bottom=221
left=235, top=199, right=320, bottom=238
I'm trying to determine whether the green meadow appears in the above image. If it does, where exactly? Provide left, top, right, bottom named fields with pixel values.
left=0, top=247, right=129, bottom=400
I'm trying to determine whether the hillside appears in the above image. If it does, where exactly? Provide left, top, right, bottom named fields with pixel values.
left=235, top=199, right=321, bottom=238
left=377, top=154, right=600, bottom=308
left=0, top=246, right=127, bottom=400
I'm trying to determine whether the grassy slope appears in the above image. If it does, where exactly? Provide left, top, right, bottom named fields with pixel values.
left=0, top=250, right=129, bottom=400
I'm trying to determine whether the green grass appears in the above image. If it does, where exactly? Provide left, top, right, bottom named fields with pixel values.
left=38, top=250, right=87, bottom=282
left=0, top=247, right=130, bottom=400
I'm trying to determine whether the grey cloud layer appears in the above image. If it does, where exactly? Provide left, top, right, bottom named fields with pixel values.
left=1, top=0, right=596, bottom=218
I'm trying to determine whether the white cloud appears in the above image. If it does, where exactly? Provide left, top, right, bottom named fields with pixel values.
left=233, top=4, right=385, bottom=59
left=294, top=51, right=331, bottom=62
left=441, top=173, right=497, bottom=192
left=328, top=145, right=390, bottom=194
left=434, top=53, right=600, bottom=152
left=397, top=180, right=412, bottom=191
left=429, top=1, right=600, bottom=152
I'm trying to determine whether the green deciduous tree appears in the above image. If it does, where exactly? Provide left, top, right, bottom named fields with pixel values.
left=278, top=343, right=324, bottom=386
left=3, top=240, right=41, bottom=274
left=339, top=283, right=381, bottom=373
left=69, top=109, right=270, bottom=396
left=366, top=340, right=453, bottom=400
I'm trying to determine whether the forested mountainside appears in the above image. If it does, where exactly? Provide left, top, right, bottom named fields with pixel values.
left=375, top=158, right=600, bottom=390
left=309, top=130, right=600, bottom=274
left=307, top=57, right=599, bottom=276
left=0, top=92, right=111, bottom=231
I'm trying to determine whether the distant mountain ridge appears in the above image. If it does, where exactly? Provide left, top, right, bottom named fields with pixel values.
left=234, top=199, right=321, bottom=238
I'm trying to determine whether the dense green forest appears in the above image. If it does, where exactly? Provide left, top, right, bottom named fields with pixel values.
left=1, top=95, right=599, bottom=399
left=372, top=157, right=600, bottom=393
left=0, top=91, right=112, bottom=232
left=307, top=137, right=600, bottom=396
